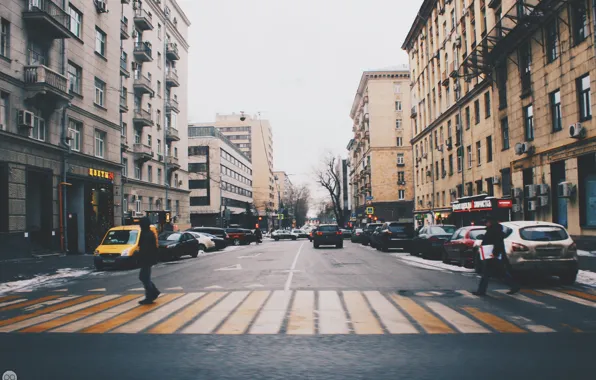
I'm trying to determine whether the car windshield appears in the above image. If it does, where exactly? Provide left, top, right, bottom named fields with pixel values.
left=431, top=226, right=456, bottom=234
left=102, top=230, right=138, bottom=245
left=519, top=226, right=569, bottom=241
left=367, top=224, right=382, bottom=231
left=159, top=232, right=181, bottom=241
left=318, top=225, right=339, bottom=232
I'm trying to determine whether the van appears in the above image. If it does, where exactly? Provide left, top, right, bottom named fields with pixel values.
left=93, top=225, right=158, bottom=270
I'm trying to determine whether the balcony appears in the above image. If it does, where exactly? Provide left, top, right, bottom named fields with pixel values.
left=120, top=54, right=130, bottom=78
left=167, top=155, right=180, bottom=171
left=133, top=108, right=154, bottom=128
left=441, top=71, right=449, bottom=86
left=133, top=41, right=153, bottom=62
left=165, top=127, right=180, bottom=142
left=166, top=42, right=180, bottom=61
left=119, top=92, right=128, bottom=113
left=410, top=106, right=417, bottom=119
left=133, top=8, right=153, bottom=31
left=449, top=62, right=457, bottom=78
left=132, top=143, right=153, bottom=162
left=121, top=135, right=129, bottom=150
left=23, top=65, right=72, bottom=108
left=165, top=69, right=180, bottom=87
left=166, top=97, right=179, bottom=113
left=133, top=73, right=154, bottom=96
left=120, top=19, right=129, bottom=40
left=22, top=0, right=74, bottom=40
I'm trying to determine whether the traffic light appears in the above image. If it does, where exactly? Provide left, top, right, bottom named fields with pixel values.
left=373, top=216, right=378, bottom=221
left=258, top=216, right=263, bottom=221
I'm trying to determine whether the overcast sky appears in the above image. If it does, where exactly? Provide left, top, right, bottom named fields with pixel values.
left=178, top=0, right=418, bottom=206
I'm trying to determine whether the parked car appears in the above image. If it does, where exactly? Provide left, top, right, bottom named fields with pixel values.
left=93, top=225, right=158, bottom=270
left=186, top=232, right=216, bottom=252
left=373, top=222, right=417, bottom=252
left=292, top=229, right=309, bottom=239
left=340, top=229, right=352, bottom=239
left=472, top=221, right=578, bottom=284
left=272, top=230, right=297, bottom=241
left=361, top=223, right=383, bottom=246
left=442, top=226, right=487, bottom=267
left=199, top=232, right=227, bottom=250
left=351, top=228, right=364, bottom=243
left=411, top=225, right=457, bottom=259
left=225, top=228, right=253, bottom=246
left=187, top=227, right=229, bottom=246
left=308, top=229, right=315, bottom=242
left=158, top=232, right=200, bottom=260
left=369, top=226, right=384, bottom=248
left=242, top=229, right=257, bottom=243
left=312, top=224, right=343, bottom=248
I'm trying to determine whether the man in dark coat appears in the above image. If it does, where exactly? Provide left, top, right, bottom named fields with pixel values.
left=254, top=225, right=263, bottom=243
left=474, top=218, right=520, bottom=296
left=138, top=217, right=160, bottom=304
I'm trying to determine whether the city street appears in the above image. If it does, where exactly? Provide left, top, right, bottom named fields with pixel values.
left=0, top=240, right=595, bottom=380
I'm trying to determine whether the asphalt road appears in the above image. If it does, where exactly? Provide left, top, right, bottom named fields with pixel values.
left=0, top=239, right=595, bottom=380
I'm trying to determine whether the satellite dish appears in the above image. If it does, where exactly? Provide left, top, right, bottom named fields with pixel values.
left=514, top=142, right=523, bottom=155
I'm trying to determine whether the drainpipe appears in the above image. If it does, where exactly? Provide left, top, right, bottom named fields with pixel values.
left=60, top=15, right=70, bottom=252
left=120, top=2, right=126, bottom=225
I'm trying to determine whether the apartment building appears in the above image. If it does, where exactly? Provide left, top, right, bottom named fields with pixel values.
left=187, top=126, right=253, bottom=227
left=460, top=0, right=595, bottom=245
left=273, top=170, right=291, bottom=227
left=189, top=113, right=276, bottom=227
left=119, top=0, right=190, bottom=229
left=403, top=0, right=508, bottom=227
left=0, top=0, right=128, bottom=257
left=347, top=67, right=414, bottom=224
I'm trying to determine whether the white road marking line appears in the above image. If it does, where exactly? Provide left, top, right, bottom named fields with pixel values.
left=51, top=297, right=144, bottom=332
left=495, top=290, right=556, bottom=309
left=364, top=291, right=418, bottom=334
left=284, top=242, right=305, bottom=291
left=249, top=290, right=291, bottom=334
left=456, top=290, right=479, bottom=299
left=0, top=295, right=119, bottom=333
left=238, top=253, right=262, bottom=259
left=112, top=293, right=204, bottom=334
left=182, top=291, right=249, bottom=334
left=128, top=288, right=145, bottom=291
left=88, top=288, right=107, bottom=292
left=287, top=290, right=315, bottom=335
left=343, top=291, right=383, bottom=334
left=538, top=289, right=596, bottom=308
left=214, top=264, right=242, bottom=271
left=24, top=296, right=79, bottom=311
left=165, top=287, right=184, bottom=291
left=507, top=315, right=556, bottom=333
left=425, top=301, right=490, bottom=333
left=318, top=291, right=349, bottom=334
left=244, top=284, right=264, bottom=288
left=0, top=299, right=27, bottom=308
left=52, top=289, right=68, bottom=292
left=204, top=285, right=223, bottom=289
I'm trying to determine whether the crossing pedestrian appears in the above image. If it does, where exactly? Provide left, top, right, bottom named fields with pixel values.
left=138, top=217, right=161, bottom=304
left=473, top=217, right=520, bottom=296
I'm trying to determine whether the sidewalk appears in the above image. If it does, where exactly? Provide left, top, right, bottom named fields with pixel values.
left=0, top=254, right=95, bottom=285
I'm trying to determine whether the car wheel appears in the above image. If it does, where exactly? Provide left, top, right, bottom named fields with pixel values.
left=233, top=239, right=240, bottom=246
left=362, top=241, right=369, bottom=246
left=559, top=271, right=578, bottom=285
left=381, top=244, right=389, bottom=252
left=314, top=243, right=319, bottom=249
left=291, top=237, right=297, bottom=240
left=274, top=238, right=279, bottom=241
left=95, top=264, right=104, bottom=271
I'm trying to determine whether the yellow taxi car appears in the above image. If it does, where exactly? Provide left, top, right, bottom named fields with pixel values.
left=93, top=225, right=158, bottom=270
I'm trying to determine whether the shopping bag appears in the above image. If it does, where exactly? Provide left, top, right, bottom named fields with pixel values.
left=479, top=245, right=494, bottom=260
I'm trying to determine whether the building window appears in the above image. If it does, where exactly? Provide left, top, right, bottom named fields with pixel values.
left=397, top=153, right=404, bottom=165
left=448, top=154, right=453, bottom=175
left=157, top=52, right=161, bottom=68
left=451, top=10, right=455, bottom=29
left=396, top=137, right=403, bottom=147
left=396, top=119, right=402, bottom=129
left=30, top=115, right=46, bottom=141
left=398, top=171, right=405, bottom=182
left=174, top=173, right=179, bottom=188
left=68, top=119, right=82, bottom=151
left=94, top=78, right=105, bottom=107
left=135, top=197, right=142, bottom=213
left=524, top=105, right=534, bottom=141
left=497, top=63, right=507, bottom=109
left=134, top=163, right=141, bottom=180
left=551, top=90, right=562, bottom=132
left=484, top=92, right=491, bottom=118
left=474, top=100, right=480, bottom=124
left=520, top=42, right=532, bottom=95
left=157, top=168, right=162, bottom=184
left=476, top=180, right=483, bottom=195
left=122, top=157, right=128, bottom=177
left=465, top=107, right=470, bottom=129
left=134, top=129, right=141, bottom=144
left=68, top=62, right=82, bottom=94
left=147, top=134, right=152, bottom=147
left=467, top=145, right=472, bottom=169
left=1, top=19, right=10, bottom=58
left=501, top=117, right=510, bottom=150
left=578, top=74, right=592, bottom=121
left=94, top=130, right=105, bottom=158
left=457, top=153, right=462, bottom=173
left=157, top=80, right=161, bottom=94
left=167, top=199, right=172, bottom=211
left=148, top=197, right=154, bottom=211
left=572, top=1, right=589, bottom=45
left=157, top=23, right=162, bottom=39
left=398, top=190, right=405, bottom=200
left=95, top=27, right=106, bottom=56
left=69, top=5, right=82, bottom=38
left=476, top=141, right=481, bottom=166
left=147, top=165, right=153, bottom=182
left=395, top=101, right=402, bottom=111
left=546, top=21, right=559, bottom=63
left=0, top=92, right=8, bottom=130
left=486, top=136, right=493, bottom=163
left=175, top=200, right=180, bottom=215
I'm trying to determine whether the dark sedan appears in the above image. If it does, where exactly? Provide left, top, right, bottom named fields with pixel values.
left=187, top=227, right=229, bottom=245
left=410, top=225, right=457, bottom=259
left=158, top=232, right=200, bottom=260
left=351, top=228, right=364, bottom=243
left=340, top=229, right=352, bottom=239
left=312, top=224, right=343, bottom=248
left=361, top=223, right=383, bottom=246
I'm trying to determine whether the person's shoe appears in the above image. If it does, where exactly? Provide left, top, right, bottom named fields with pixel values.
left=472, top=291, right=486, bottom=296
left=138, top=298, right=155, bottom=305
left=150, top=290, right=161, bottom=300
left=507, top=287, right=520, bottom=295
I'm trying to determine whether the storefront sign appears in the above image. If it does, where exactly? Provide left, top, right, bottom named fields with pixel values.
left=452, top=198, right=512, bottom=212
left=452, top=202, right=473, bottom=212
left=473, top=200, right=492, bottom=210
left=88, top=168, right=114, bottom=181
left=497, top=199, right=513, bottom=208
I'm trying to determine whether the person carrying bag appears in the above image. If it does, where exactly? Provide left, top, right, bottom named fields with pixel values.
left=474, top=218, right=520, bottom=296
left=138, top=217, right=161, bottom=304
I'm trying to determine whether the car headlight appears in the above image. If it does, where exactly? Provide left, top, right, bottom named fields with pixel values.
left=121, top=248, right=131, bottom=256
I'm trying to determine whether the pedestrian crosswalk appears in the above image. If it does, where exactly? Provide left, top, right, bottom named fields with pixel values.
left=0, top=288, right=594, bottom=335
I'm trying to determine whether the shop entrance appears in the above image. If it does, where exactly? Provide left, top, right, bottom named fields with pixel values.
left=26, top=168, right=53, bottom=251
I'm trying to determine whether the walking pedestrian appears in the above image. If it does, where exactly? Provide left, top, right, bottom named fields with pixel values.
left=138, top=217, right=161, bottom=304
left=254, top=225, right=263, bottom=244
left=473, top=217, right=520, bottom=296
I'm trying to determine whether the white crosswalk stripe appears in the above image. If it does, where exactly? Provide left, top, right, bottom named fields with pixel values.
left=182, top=291, right=249, bottom=334
left=364, top=291, right=418, bottom=334
left=425, top=301, right=490, bottom=333
left=318, top=291, right=349, bottom=334
left=538, top=289, right=596, bottom=308
left=249, top=290, right=291, bottom=334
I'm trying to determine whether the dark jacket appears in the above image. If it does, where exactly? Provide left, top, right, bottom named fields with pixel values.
left=254, top=228, right=263, bottom=240
left=138, top=219, right=158, bottom=266
left=481, top=223, right=506, bottom=256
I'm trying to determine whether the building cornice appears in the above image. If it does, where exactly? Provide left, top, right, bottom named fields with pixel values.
left=0, top=70, right=23, bottom=87
left=350, top=70, right=410, bottom=118
left=123, top=177, right=191, bottom=193
left=68, top=105, right=121, bottom=131
left=147, top=0, right=190, bottom=50
left=410, top=79, right=491, bottom=144
left=401, top=0, right=437, bottom=51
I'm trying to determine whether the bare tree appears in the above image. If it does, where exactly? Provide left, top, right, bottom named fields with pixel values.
left=284, top=184, right=310, bottom=227
left=315, top=154, right=344, bottom=225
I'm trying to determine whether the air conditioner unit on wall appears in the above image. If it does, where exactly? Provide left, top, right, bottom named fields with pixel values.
left=528, top=200, right=538, bottom=211
left=558, top=182, right=576, bottom=199
left=18, top=110, right=34, bottom=128
left=525, top=184, right=538, bottom=199
left=515, top=142, right=534, bottom=156
left=511, top=188, right=523, bottom=198
left=538, top=184, right=549, bottom=195
left=538, top=196, right=549, bottom=207
left=512, top=204, right=521, bottom=213
left=492, top=175, right=500, bottom=185
left=569, top=123, right=587, bottom=139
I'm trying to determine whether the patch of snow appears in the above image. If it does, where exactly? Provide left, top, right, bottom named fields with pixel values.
left=0, top=268, right=92, bottom=295
left=578, top=250, right=596, bottom=257
left=396, top=255, right=476, bottom=273
left=576, top=270, right=596, bottom=288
